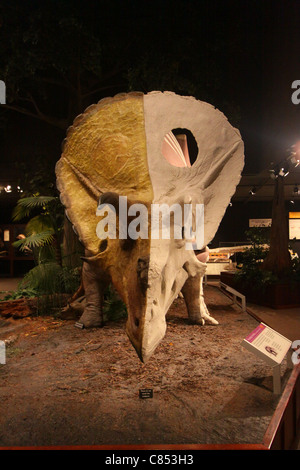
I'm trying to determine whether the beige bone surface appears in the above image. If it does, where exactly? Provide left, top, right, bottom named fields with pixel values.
left=56, top=91, right=244, bottom=362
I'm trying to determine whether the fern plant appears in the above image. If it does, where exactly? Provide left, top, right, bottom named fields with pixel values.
left=12, top=195, right=64, bottom=265
left=7, top=194, right=81, bottom=315
left=17, top=262, right=81, bottom=315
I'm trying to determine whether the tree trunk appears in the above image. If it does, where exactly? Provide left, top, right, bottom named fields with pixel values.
left=62, top=216, right=84, bottom=268
left=262, top=175, right=291, bottom=277
left=52, top=234, right=63, bottom=267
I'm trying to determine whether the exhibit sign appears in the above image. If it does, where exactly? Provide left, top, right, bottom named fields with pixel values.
left=289, top=212, right=300, bottom=240
left=289, top=218, right=300, bottom=240
left=242, top=323, right=292, bottom=366
left=3, top=229, right=10, bottom=242
left=139, top=388, right=153, bottom=399
left=242, top=323, right=292, bottom=394
left=249, top=219, right=272, bottom=227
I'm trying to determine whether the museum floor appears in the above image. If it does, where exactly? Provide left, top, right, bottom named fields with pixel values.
left=208, top=280, right=300, bottom=343
left=0, top=276, right=299, bottom=449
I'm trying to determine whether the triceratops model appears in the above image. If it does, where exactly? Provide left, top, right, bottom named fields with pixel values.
left=56, top=91, right=244, bottom=362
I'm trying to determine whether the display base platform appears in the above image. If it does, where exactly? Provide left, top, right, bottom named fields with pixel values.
left=0, top=285, right=299, bottom=450
left=220, top=271, right=300, bottom=309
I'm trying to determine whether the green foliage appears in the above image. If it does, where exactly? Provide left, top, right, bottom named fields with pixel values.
left=13, top=230, right=54, bottom=252
left=236, top=228, right=270, bottom=270
left=103, top=285, right=127, bottom=322
left=20, top=262, right=80, bottom=296
left=234, top=227, right=277, bottom=290
left=235, top=262, right=278, bottom=291
left=12, top=195, right=64, bottom=266
left=290, top=256, right=300, bottom=282
left=12, top=196, right=64, bottom=237
left=234, top=227, right=300, bottom=289
left=1, top=286, right=38, bottom=301
left=244, top=227, right=271, bottom=247
left=17, top=262, right=81, bottom=315
left=12, top=196, right=59, bottom=221
left=6, top=191, right=82, bottom=315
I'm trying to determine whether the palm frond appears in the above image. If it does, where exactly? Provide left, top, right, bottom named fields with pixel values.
left=12, top=196, right=59, bottom=221
left=13, top=230, right=54, bottom=251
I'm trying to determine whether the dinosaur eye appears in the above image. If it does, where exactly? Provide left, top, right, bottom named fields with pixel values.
left=120, top=238, right=135, bottom=251
left=99, top=239, right=108, bottom=252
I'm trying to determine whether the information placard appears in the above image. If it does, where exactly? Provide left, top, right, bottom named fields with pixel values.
left=289, top=218, right=300, bottom=240
left=139, top=388, right=153, bottom=399
left=249, top=218, right=272, bottom=227
left=242, top=323, right=292, bottom=367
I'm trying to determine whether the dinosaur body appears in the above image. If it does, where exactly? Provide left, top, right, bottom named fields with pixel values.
left=56, top=91, right=244, bottom=362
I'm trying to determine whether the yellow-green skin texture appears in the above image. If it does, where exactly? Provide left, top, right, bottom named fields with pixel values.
left=56, top=92, right=244, bottom=362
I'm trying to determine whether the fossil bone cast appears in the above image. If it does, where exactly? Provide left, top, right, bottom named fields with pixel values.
left=56, top=91, right=244, bottom=362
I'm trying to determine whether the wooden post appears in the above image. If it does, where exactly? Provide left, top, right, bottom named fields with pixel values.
left=262, top=175, right=292, bottom=277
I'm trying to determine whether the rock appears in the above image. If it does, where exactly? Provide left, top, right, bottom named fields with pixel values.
left=4, top=334, right=18, bottom=345
left=0, top=298, right=36, bottom=319
left=59, top=296, right=86, bottom=320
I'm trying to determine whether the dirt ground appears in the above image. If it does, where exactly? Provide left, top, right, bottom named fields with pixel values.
left=0, top=284, right=292, bottom=448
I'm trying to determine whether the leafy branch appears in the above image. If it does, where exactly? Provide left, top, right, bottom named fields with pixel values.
left=12, top=196, right=59, bottom=220
left=12, top=195, right=64, bottom=266
left=13, top=230, right=54, bottom=251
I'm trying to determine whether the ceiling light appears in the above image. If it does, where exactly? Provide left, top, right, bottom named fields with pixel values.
left=269, top=170, right=278, bottom=179
left=279, top=168, right=285, bottom=177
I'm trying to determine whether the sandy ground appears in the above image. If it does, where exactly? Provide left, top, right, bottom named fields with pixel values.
left=0, top=285, right=292, bottom=448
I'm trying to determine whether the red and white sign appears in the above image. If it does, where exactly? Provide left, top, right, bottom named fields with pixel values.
left=242, top=323, right=292, bottom=366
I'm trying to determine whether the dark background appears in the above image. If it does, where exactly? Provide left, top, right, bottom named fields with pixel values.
left=0, top=0, right=300, bottom=241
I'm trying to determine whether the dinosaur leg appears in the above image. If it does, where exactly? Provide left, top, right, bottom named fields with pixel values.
left=77, top=261, right=107, bottom=328
left=181, top=274, right=219, bottom=325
